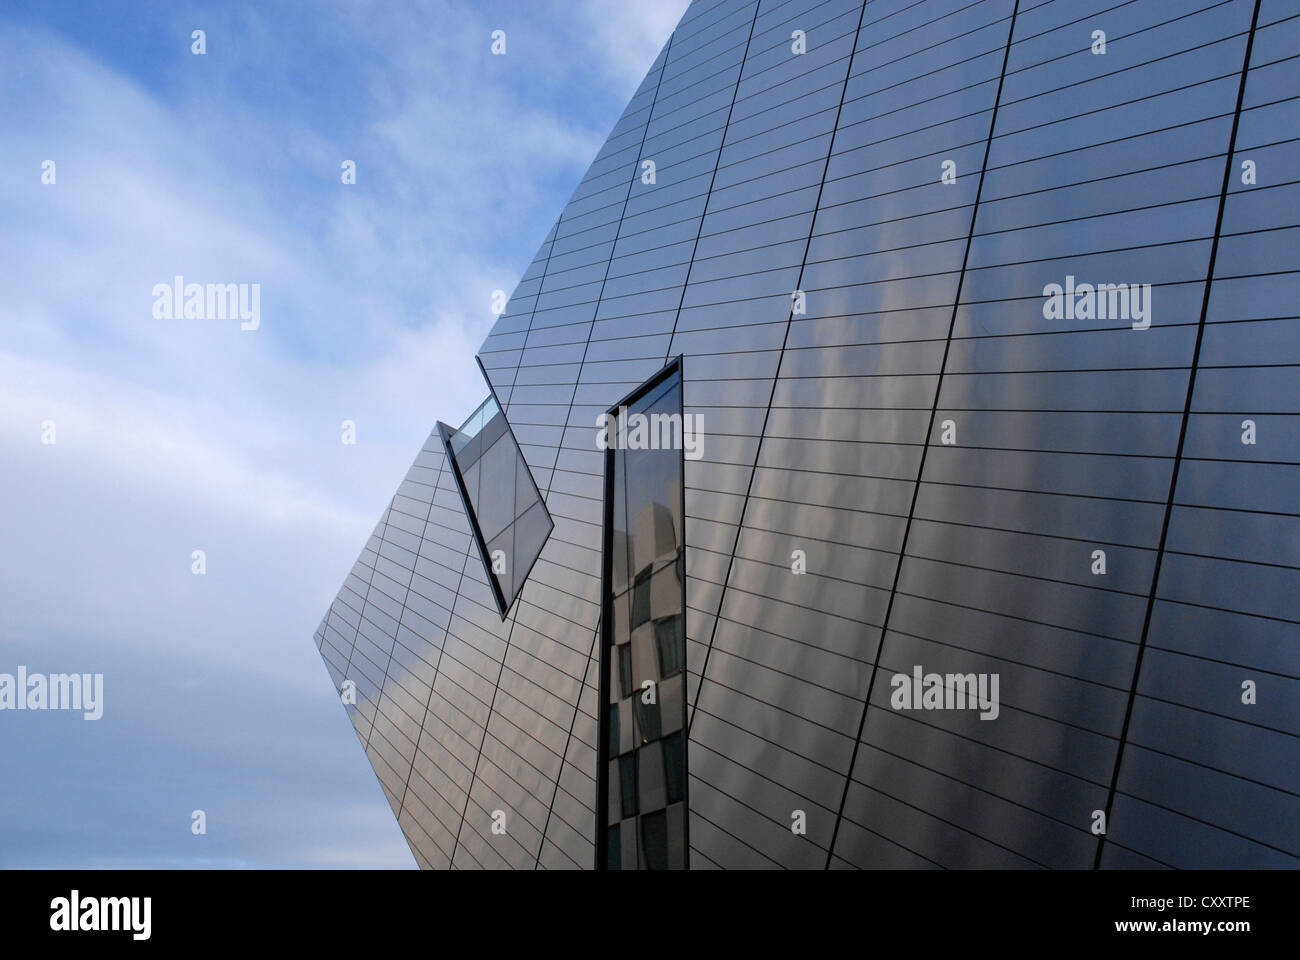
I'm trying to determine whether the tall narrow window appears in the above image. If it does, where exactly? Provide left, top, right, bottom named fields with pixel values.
left=597, top=358, right=689, bottom=870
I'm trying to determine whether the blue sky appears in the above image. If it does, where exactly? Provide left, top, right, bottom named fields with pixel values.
left=0, top=0, right=686, bottom=867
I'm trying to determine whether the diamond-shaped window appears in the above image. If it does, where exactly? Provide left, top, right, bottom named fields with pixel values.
left=437, top=382, right=553, bottom=619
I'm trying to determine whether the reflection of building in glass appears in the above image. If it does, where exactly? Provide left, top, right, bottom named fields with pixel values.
left=315, top=0, right=1300, bottom=869
left=599, top=362, right=688, bottom=869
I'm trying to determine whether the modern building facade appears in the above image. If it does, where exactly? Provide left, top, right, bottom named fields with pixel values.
left=314, top=0, right=1300, bottom=868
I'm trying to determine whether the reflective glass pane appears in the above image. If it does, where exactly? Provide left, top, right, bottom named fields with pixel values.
left=438, top=389, right=554, bottom=618
left=598, top=359, right=688, bottom=869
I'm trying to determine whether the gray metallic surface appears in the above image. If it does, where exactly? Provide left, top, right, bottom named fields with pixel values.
left=315, top=0, right=1300, bottom=868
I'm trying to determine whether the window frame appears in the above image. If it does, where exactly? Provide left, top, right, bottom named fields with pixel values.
left=595, top=355, right=690, bottom=870
left=436, top=357, right=554, bottom=620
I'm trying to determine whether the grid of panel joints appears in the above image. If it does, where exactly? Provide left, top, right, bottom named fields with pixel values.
left=477, top=0, right=786, bottom=866
left=319, top=516, right=394, bottom=754
left=316, top=416, right=581, bottom=870
left=319, top=0, right=764, bottom=868
left=626, top=0, right=1289, bottom=868
left=530, top=12, right=764, bottom=868
left=662, top=0, right=1012, bottom=868
left=382, top=431, right=566, bottom=871
left=473, top=0, right=774, bottom=868
left=389, top=229, right=561, bottom=869
left=327, top=0, right=1300, bottom=868
left=532, top=0, right=800, bottom=868
left=477, top=0, right=877, bottom=869
left=355, top=434, right=467, bottom=868
left=480, top=0, right=991, bottom=868
left=1101, top=0, right=1300, bottom=868
left=442, top=413, right=601, bottom=872
left=538, top=1, right=771, bottom=868
left=368, top=445, right=465, bottom=863
left=652, top=0, right=878, bottom=869
left=477, top=218, right=599, bottom=869
left=518, top=36, right=678, bottom=871
left=463, top=26, right=682, bottom=868
left=313, top=431, right=457, bottom=861
left=829, top=0, right=1279, bottom=869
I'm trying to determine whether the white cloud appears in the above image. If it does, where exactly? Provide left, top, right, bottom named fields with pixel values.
left=579, top=0, right=691, bottom=93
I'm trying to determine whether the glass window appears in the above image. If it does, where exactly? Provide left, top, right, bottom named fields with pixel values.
left=619, top=754, right=638, bottom=820
left=640, top=810, right=668, bottom=871
left=606, top=825, right=622, bottom=871
left=437, top=380, right=553, bottom=619
left=635, top=696, right=661, bottom=744
left=663, top=731, right=685, bottom=805
left=631, top=569, right=652, bottom=628
left=654, top=615, right=684, bottom=677
left=597, top=358, right=689, bottom=870
left=617, top=644, right=632, bottom=700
